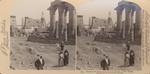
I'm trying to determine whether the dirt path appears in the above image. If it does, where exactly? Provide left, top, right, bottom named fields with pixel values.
left=77, top=36, right=141, bottom=70
left=10, top=37, right=75, bottom=70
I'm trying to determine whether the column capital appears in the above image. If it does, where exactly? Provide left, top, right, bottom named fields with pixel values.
left=125, top=7, right=132, bottom=13
left=116, top=9, right=123, bottom=15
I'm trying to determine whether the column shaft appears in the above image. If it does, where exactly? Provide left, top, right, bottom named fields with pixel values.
left=50, top=9, right=56, bottom=33
left=135, top=10, right=141, bottom=36
left=58, top=8, right=64, bottom=40
left=125, top=7, right=132, bottom=41
left=64, top=12, right=68, bottom=41
left=116, top=9, right=123, bottom=35
left=55, top=21, right=59, bottom=39
left=131, top=10, right=135, bottom=41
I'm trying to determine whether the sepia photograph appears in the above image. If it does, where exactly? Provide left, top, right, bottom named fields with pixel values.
left=10, top=0, right=76, bottom=70
left=0, top=0, right=149, bottom=73
left=76, top=0, right=142, bottom=70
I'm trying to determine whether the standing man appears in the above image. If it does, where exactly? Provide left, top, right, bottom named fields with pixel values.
left=60, top=41, right=65, bottom=51
left=64, top=49, right=69, bottom=66
left=100, top=55, right=110, bottom=70
left=35, top=55, right=45, bottom=70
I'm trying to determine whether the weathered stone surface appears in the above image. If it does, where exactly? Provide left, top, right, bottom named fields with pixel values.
left=114, top=1, right=142, bottom=43
left=47, top=0, right=76, bottom=43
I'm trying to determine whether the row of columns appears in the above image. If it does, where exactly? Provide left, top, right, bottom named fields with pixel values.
left=116, top=6, right=141, bottom=41
left=49, top=6, right=76, bottom=41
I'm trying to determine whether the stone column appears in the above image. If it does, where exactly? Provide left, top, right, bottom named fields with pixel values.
left=68, top=9, right=74, bottom=41
left=50, top=8, right=56, bottom=33
left=125, top=7, right=132, bottom=41
left=72, top=10, right=76, bottom=36
left=58, top=8, right=64, bottom=40
left=116, top=9, right=123, bottom=36
left=130, top=10, right=135, bottom=42
left=122, top=21, right=125, bottom=39
left=62, top=11, right=67, bottom=34
left=64, top=10, right=68, bottom=41
left=69, top=10, right=74, bottom=32
left=55, top=21, right=59, bottom=39
left=135, top=10, right=141, bottom=37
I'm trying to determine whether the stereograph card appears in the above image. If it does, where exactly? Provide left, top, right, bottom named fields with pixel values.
left=0, top=0, right=150, bottom=74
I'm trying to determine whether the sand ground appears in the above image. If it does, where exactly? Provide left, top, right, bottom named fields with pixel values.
left=77, top=36, right=141, bottom=70
left=10, top=37, right=75, bottom=70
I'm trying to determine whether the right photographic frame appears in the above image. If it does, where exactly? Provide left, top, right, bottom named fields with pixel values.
left=76, top=0, right=143, bottom=70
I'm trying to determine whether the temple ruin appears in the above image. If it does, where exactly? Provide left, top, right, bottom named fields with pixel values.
left=47, top=0, right=76, bottom=42
left=115, top=1, right=142, bottom=42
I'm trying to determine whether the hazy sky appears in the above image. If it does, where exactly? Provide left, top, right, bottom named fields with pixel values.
left=11, top=0, right=121, bottom=25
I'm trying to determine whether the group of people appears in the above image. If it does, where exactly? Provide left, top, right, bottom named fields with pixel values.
left=100, top=41, right=135, bottom=70
left=34, top=41, right=69, bottom=70
left=124, top=41, right=135, bottom=67
left=33, top=41, right=135, bottom=70
left=57, top=42, right=69, bottom=67
left=34, top=55, right=45, bottom=70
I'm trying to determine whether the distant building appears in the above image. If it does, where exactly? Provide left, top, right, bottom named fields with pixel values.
left=22, top=17, right=43, bottom=33
left=106, top=12, right=115, bottom=32
left=10, top=16, right=23, bottom=29
left=22, top=12, right=47, bottom=34
left=89, top=15, right=114, bottom=33
left=77, top=15, right=84, bottom=26
left=23, top=17, right=41, bottom=29
left=10, top=16, right=17, bottom=26
left=89, top=16, right=107, bottom=32
left=10, top=16, right=19, bottom=37
left=41, top=12, right=47, bottom=28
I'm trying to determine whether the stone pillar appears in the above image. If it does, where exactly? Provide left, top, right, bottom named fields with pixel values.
left=68, top=9, right=74, bottom=40
left=125, top=7, right=132, bottom=41
left=116, top=9, right=123, bottom=36
left=64, top=11, right=68, bottom=41
left=62, top=10, right=67, bottom=34
left=73, top=10, right=77, bottom=36
left=55, top=21, right=59, bottom=39
left=130, top=10, right=135, bottom=42
left=58, top=8, right=64, bottom=40
left=122, top=21, right=125, bottom=39
left=50, top=8, right=56, bottom=33
left=135, top=10, right=141, bottom=37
